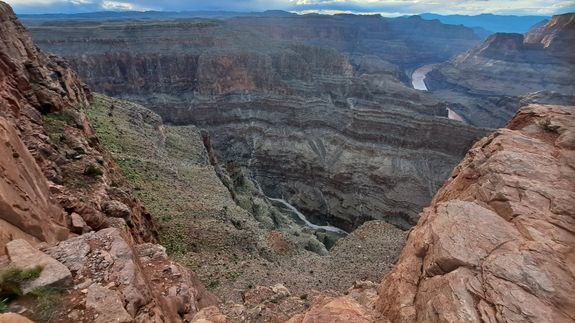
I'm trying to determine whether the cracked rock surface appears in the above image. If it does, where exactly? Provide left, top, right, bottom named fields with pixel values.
left=376, top=104, right=575, bottom=322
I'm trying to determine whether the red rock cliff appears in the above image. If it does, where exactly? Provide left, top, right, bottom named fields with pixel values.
left=376, top=104, right=575, bottom=322
left=0, top=2, right=216, bottom=321
left=0, top=0, right=161, bottom=250
left=0, top=0, right=89, bottom=249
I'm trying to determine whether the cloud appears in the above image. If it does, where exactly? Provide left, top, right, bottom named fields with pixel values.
left=5, top=0, right=574, bottom=15
left=100, top=0, right=150, bottom=10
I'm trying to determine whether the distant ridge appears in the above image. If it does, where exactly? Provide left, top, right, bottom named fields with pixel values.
left=420, top=13, right=549, bottom=33
left=18, top=9, right=296, bottom=24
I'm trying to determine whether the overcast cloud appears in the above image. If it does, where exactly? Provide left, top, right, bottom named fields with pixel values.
left=6, top=0, right=575, bottom=15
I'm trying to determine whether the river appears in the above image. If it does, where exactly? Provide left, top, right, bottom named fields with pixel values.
left=411, top=64, right=437, bottom=91
left=267, top=197, right=348, bottom=235
left=411, top=64, right=466, bottom=123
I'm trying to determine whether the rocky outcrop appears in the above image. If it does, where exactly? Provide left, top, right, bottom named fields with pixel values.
left=0, top=2, right=215, bottom=321
left=427, top=13, right=575, bottom=128
left=42, top=228, right=217, bottom=322
left=0, top=0, right=91, bottom=249
left=285, top=104, right=574, bottom=322
left=0, top=0, right=158, bottom=251
left=374, top=104, right=575, bottom=322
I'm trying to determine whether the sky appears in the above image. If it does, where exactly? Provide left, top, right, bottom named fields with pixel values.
left=5, top=0, right=575, bottom=16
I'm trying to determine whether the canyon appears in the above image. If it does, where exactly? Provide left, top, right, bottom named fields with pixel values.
left=426, top=13, right=575, bottom=128
left=0, top=1, right=574, bottom=322
left=25, top=13, right=489, bottom=231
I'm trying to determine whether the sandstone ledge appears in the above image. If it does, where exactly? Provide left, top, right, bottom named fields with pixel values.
left=376, top=104, right=575, bottom=322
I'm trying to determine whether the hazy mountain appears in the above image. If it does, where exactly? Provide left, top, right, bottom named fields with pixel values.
left=18, top=9, right=296, bottom=25
left=420, top=13, right=548, bottom=33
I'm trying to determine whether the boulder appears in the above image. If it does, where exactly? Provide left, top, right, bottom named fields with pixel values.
left=70, top=212, right=91, bottom=234
left=0, top=313, right=34, bottom=323
left=190, top=306, right=227, bottom=323
left=5, top=239, right=72, bottom=294
left=101, top=200, right=132, bottom=219
left=287, top=296, right=377, bottom=323
left=85, top=283, right=133, bottom=323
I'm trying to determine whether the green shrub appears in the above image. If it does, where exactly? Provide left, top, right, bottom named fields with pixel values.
left=207, top=280, right=220, bottom=290
left=84, top=164, right=104, bottom=177
left=29, top=287, right=65, bottom=323
left=539, top=118, right=560, bottom=133
left=0, top=298, right=8, bottom=313
left=0, top=266, right=43, bottom=297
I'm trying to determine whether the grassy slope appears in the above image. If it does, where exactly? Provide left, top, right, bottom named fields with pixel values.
left=86, top=93, right=406, bottom=302
left=87, top=94, right=269, bottom=289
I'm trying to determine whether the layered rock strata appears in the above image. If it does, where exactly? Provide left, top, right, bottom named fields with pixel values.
left=154, top=93, right=488, bottom=230
left=427, top=13, right=575, bottom=128
left=25, top=16, right=489, bottom=229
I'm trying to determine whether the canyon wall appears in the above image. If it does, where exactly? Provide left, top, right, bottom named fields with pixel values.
left=26, top=16, right=489, bottom=230
left=427, top=13, right=575, bottom=128
left=153, top=93, right=487, bottom=230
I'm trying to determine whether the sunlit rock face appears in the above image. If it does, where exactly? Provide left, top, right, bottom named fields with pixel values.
left=376, top=104, right=575, bottom=323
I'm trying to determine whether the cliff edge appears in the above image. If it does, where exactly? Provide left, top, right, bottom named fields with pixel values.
left=376, top=104, right=575, bottom=322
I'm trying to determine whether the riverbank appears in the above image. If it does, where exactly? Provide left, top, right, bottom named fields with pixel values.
left=267, top=197, right=348, bottom=236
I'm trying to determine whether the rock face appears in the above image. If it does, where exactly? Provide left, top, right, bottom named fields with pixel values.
left=374, top=104, right=575, bottom=322
left=85, top=283, right=133, bottom=323
left=25, top=14, right=489, bottom=230
left=0, top=2, right=215, bottom=321
left=0, top=118, right=67, bottom=249
left=0, top=0, right=157, bottom=251
left=0, top=0, right=90, bottom=250
left=287, top=296, right=377, bottom=323
left=427, top=13, right=575, bottom=128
